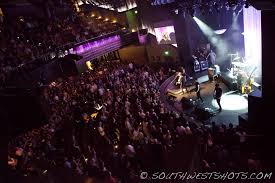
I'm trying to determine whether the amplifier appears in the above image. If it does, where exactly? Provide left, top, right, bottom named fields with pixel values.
left=200, top=60, right=208, bottom=71
left=194, top=61, right=200, bottom=72
left=248, top=89, right=263, bottom=133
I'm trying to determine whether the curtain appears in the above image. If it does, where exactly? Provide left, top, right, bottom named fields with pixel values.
left=243, top=6, right=262, bottom=77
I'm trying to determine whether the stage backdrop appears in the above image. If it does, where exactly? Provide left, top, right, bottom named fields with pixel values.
left=243, top=6, right=262, bottom=77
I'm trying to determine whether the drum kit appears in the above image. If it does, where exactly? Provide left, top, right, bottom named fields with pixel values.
left=228, top=53, right=256, bottom=94
left=228, top=53, right=247, bottom=76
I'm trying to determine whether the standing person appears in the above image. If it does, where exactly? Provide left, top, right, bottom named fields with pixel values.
left=207, top=49, right=216, bottom=67
left=213, top=83, right=222, bottom=111
left=181, top=68, right=189, bottom=93
left=195, top=82, right=203, bottom=102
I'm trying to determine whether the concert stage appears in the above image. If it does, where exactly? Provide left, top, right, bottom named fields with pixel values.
left=160, top=72, right=248, bottom=126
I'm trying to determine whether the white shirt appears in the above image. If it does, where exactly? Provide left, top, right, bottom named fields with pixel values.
left=207, top=51, right=216, bottom=64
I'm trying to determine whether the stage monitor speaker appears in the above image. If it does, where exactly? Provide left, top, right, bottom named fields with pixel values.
left=192, top=107, right=214, bottom=121
left=181, top=98, right=195, bottom=110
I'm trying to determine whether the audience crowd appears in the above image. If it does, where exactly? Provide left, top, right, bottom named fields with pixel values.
left=0, top=12, right=123, bottom=86
left=198, top=122, right=265, bottom=172
left=8, top=60, right=266, bottom=183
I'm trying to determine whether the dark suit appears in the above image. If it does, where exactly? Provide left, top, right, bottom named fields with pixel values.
left=214, top=87, right=222, bottom=111
left=195, top=83, right=203, bottom=102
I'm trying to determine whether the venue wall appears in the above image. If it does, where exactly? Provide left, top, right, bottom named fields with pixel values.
left=118, top=44, right=178, bottom=65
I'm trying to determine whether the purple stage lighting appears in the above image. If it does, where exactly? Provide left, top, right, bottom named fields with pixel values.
left=73, top=35, right=121, bottom=54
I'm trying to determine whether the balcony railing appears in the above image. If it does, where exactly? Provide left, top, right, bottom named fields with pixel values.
left=8, top=30, right=128, bottom=72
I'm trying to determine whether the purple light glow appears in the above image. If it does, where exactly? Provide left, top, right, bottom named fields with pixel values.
left=74, top=35, right=121, bottom=54
left=138, top=34, right=147, bottom=44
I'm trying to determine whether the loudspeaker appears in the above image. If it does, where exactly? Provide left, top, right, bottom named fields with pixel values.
left=181, top=98, right=195, bottom=109
left=248, top=89, right=263, bottom=132
left=192, top=107, right=214, bottom=121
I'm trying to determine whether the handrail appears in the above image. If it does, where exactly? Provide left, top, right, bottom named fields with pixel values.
left=5, top=30, right=127, bottom=72
left=73, top=30, right=125, bottom=47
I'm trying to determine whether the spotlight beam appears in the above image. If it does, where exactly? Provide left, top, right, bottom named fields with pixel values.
left=193, top=17, right=228, bottom=61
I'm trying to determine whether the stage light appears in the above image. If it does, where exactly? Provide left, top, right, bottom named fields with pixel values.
left=131, top=29, right=136, bottom=32
left=193, top=17, right=229, bottom=62
left=189, top=8, right=195, bottom=17
left=135, top=10, right=138, bottom=14
left=211, top=94, right=248, bottom=111
left=214, top=29, right=227, bottom=34
left=164, top=51, right=169, bottom=55
left=193, top=17, right=215, bottom=37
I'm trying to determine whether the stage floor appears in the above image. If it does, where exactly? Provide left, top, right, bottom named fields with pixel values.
left=161, top=73, right=248, bottom=126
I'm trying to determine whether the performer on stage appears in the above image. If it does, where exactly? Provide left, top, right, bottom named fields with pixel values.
left=181, top=68, right=191, bottom=93
left=195, top=82, right=203, bottom=102
left=213, top=83, right=222, bottom=112
left=175, top=72, right=183, bottom=87
left=207, top=49, right=216, bottom=67
left=175, top=68, right=189, bottom=93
